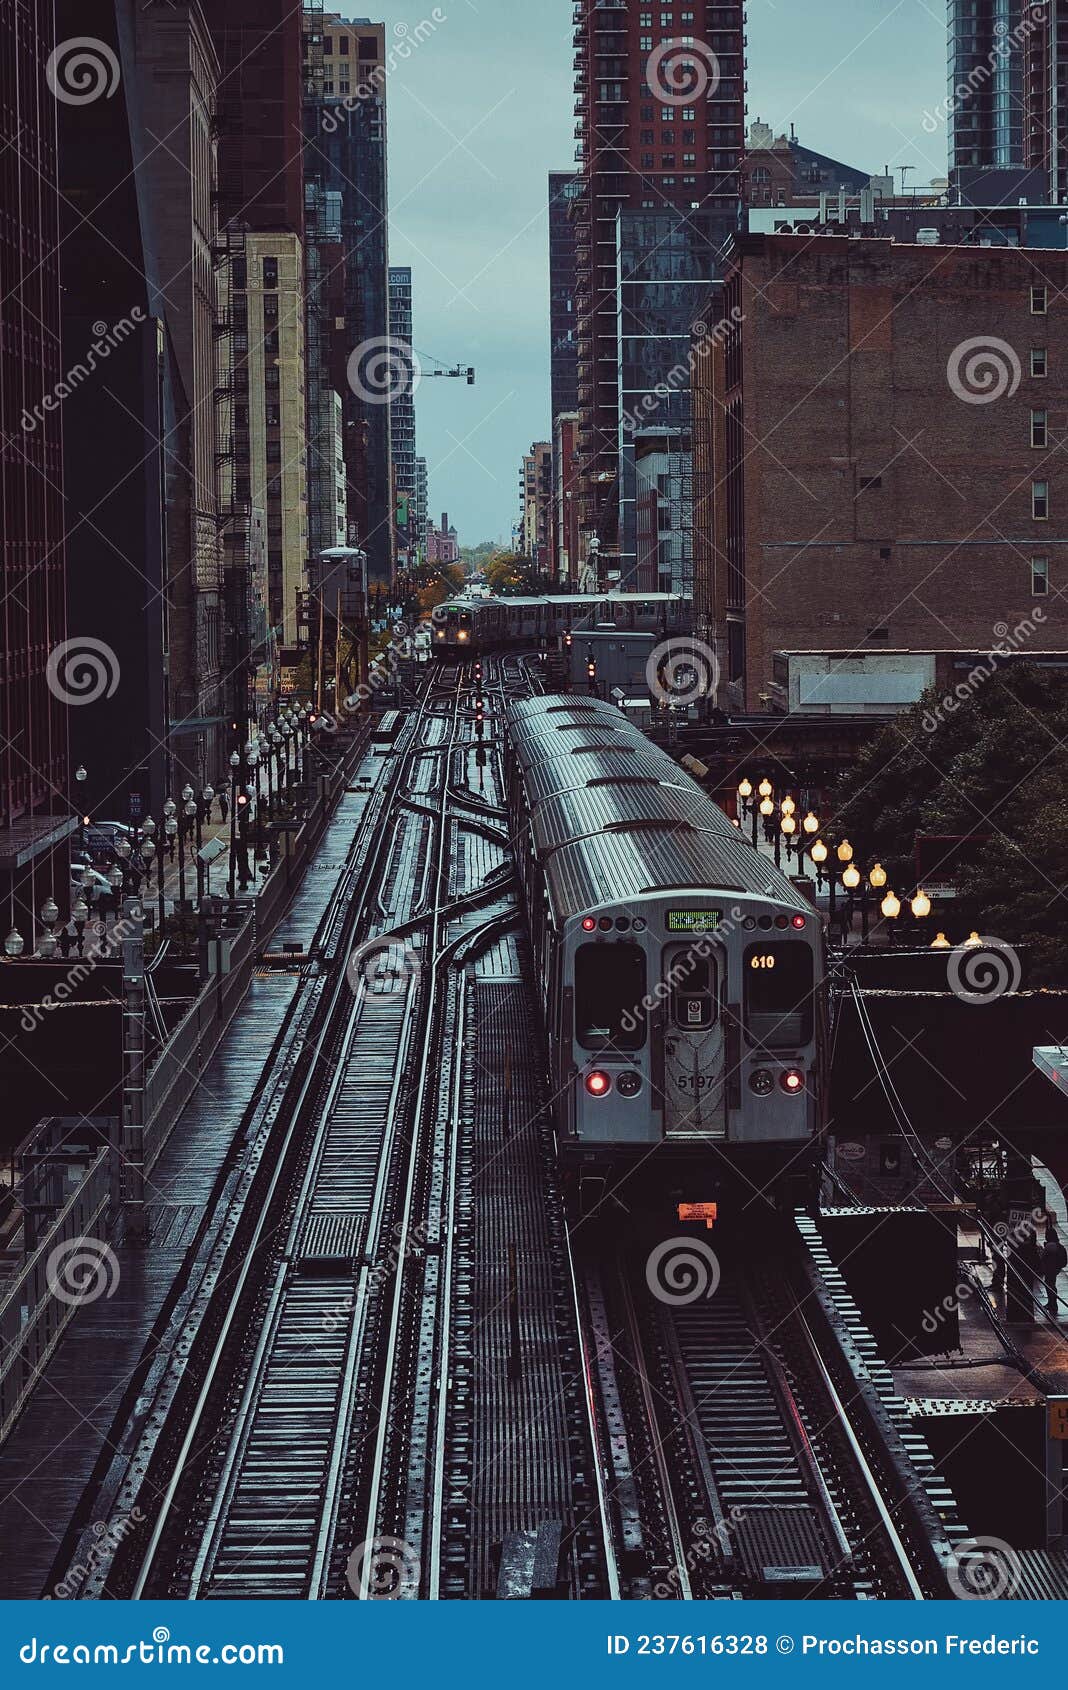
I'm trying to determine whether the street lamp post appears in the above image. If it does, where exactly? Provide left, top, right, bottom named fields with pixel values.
left=228, top=749, right=240, bottom=898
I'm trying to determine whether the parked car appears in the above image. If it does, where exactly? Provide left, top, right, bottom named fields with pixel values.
left=80, top=822, right=130, bottom=861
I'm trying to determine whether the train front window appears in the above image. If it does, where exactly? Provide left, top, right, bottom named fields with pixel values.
left=744, top=942, right=813, bottom=1048
left=575, top=942, right=646, bottom=1051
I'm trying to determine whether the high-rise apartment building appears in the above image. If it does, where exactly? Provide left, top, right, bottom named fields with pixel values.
left=305, top=180, right=349, bottom=574
left=307, top=16, right=394, bottom=587
left=388, top=266, right=420, bottom=568
left=947, top=1, right=1028, bottom=194
left=1024, top=1, right=1068, bottom=202
left=414, top=456, right=429, bottom=560
left=235, top=237, right=309, bottom=652
left=570, top=1, right=745, bottom=573
left=208, top=0, right=306, bottom=723
left=0, top=0, right=72, bottom=942
left=549, top=171, right=581, bottom=423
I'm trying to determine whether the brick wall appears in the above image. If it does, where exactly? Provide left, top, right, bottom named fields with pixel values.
left=696, top=235, right=1068, bottom=709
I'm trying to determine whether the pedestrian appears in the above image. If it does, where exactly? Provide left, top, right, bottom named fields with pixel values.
left=58, top=923, right=73, bottom=960
left=218, top=788, right=229, bottom=824
left=1011, top=1229, right=1041, bottom=1319
left=1042, top=1226, right=1068, bottom=1317
left=73, top=920, right=85, bottom=957
left=991, top=1228, right=1008, bottom=1295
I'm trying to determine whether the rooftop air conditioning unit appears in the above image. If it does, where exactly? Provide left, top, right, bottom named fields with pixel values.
left=916, top=227, right=940, bottom=245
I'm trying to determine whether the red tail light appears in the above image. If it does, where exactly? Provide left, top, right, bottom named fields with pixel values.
left=791, top=914, right=807, bottom=929
left=780, top=1068, right=805, bottom=1095
left=585, top=1070, right=611, bottom=1097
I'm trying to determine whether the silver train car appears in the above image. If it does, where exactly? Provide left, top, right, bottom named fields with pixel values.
left=505, top=696, right=828, bottom=1214
left=433, top=592, right=690, bottom=658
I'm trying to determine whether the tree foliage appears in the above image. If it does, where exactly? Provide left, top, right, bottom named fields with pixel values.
left=829, top=665, right=1068, bottom=980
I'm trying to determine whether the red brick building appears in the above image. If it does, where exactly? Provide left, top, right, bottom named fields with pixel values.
left=694, top=234, right=1068, bottom=710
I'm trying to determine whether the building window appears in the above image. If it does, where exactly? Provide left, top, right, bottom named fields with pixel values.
left=1032, top=285, right=1048, bottom=314
left=641, top=153, right=655, bottom=168
left=1032, top=347, right=1048, bottom=377
left=263, top=256, right=278, bottom=288
left=1032, top=409, right=1048, bottom=448
left=1032, top=556, right=1050, bottom=596
left=1033, top=479, right=1050, bottom=518
left=339, top=34, right=349, bottom=53
left=640, top=34, right=653, bottom=49
left=681, top=108, right=696, bottom=120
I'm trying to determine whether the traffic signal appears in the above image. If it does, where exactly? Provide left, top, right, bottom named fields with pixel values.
left=586, top=645, right=597, bottom=682
left=563, top=628, right=573, bottom=650
left=466, top=367, right=475, bottom=384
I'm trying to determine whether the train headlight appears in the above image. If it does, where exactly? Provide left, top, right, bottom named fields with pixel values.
left=749, top=1069, right=774, bottom=1096
left=780, top=1068, right=805, bottom=1096
left=617, top=1071, right=641, bottom=1097
left=458, top=630, right=469, bottom=642
left=584, top=1070, right=612, bottom=1097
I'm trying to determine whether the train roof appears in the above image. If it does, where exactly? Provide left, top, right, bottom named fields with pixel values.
left=438, top=591, right=691, bottom=612
left=507, top=695, right=810, bottom=922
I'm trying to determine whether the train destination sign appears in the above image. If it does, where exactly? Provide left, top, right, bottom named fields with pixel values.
left=665, top=910, right=723, bottom=934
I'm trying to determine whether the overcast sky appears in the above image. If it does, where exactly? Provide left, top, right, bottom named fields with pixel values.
left=375, top=0, right=947, bottom=547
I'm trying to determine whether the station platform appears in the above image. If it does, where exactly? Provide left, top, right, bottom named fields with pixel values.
left=0, top=760, right=384, bottom=1598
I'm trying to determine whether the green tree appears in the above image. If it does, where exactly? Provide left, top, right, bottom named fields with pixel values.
left=829, top=665, right=1068, bottom=980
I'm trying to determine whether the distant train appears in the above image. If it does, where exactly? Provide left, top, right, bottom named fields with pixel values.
left=432, top=592, right=689, bottom=658
left=505, top=695, right=828, bottom=1215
